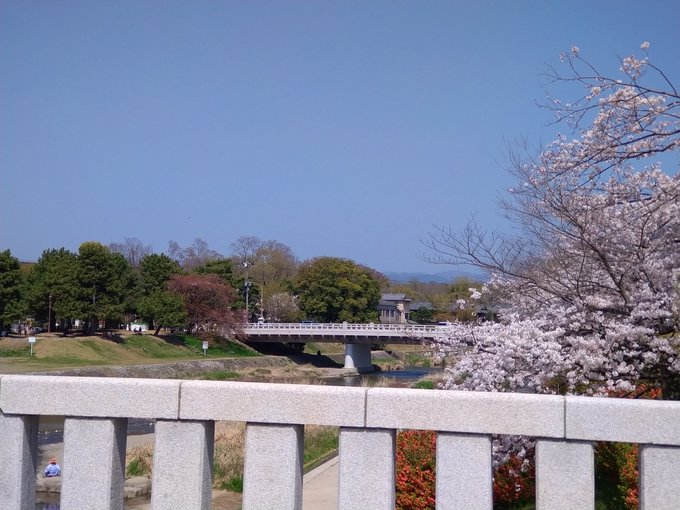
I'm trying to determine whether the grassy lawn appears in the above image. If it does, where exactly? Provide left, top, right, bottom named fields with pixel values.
left=0, top=331, right=258, bottom=373
left=178, top=334, right=258, bottom=357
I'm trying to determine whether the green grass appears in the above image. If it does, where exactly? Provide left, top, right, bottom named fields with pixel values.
left=0, top=347, right=30, bottom=357
left=403, top=352, right=432, bottom=367
left=80, top=339, right=117, bottom=357
left=303, top=425, right=339, bottom=472
left=202, top=370, right=240, bottom=380
left=179, top=334, right=258, bottom=357
left=372, top=357, right=403, bottom=369
left=126, top=457, right=146, bottom=477
left=124, top=335, right=191, bottom=358
left=0, top=332, right=260, bottom=374
left=31, top=356, right=111, bottom=366
left=412, top=379, right=435, bottom=390
left=223, top=475, right=243, bottom=493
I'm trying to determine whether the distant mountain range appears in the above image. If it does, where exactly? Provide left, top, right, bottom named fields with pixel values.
left=383, top=269, right=487, bottom=284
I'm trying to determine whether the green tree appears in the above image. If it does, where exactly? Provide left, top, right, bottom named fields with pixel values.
left=410, top=306, right=435, bottom=324
left=0, top=249, right=25, bottom=329
left=77, top=242, right=135, bottom=332
left=135, top=253, right=184, bottom=333
left=137, top=291, right=186, bottom=335
left=295, top=257, right=380, bottom=323
left=24, top=248, right=80, bottom=331
left=194, top=258, right=235, bottom=285
left=139, top=254, right=182, bottom=294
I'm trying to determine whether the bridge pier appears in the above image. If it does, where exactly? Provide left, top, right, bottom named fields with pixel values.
left=343, top=343, right=374, bottom=374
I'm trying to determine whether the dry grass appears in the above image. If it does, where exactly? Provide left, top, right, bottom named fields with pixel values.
left=125, top=422, right=247, bottom=489
left=125, top=444, right=154, bottom=477
left=213, top=422, right=246, bottom=490
left=124, top=421, right=339, bottom=492
left=361, top=375, right=390, bottom=387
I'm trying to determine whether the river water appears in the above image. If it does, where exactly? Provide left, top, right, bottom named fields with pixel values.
left=323, top=366, right=443, bottom=386
left=34, top=367, right=441, bottom=509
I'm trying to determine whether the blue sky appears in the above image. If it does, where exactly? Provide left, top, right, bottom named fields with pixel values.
left=2, top=1, right=679, bottom=274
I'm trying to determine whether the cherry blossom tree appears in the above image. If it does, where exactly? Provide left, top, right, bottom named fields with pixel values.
left=427, top=43, right=680, bottom=398
left=263, top=292, right=302, bottom=323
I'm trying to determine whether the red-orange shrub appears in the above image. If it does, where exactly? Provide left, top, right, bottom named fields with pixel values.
left=396, top=430, right=436, bottom=510
left=395, top=430, right=535, bottom=509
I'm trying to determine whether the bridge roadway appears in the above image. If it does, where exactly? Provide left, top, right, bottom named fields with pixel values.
left=243, top=322, right=450, bottom=373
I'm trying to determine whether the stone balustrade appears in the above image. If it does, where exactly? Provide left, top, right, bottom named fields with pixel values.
left=1, top=375, right=680, bottom=509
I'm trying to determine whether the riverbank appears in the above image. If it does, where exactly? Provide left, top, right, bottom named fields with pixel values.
left=0, top=331, right=434, bottom=379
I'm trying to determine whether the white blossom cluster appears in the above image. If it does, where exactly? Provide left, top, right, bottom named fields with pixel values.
left=428, top=43, right=680, bottom=476
left=439, top=164, right=679, bottom=397
left=432, top=44, right=680, bottom=399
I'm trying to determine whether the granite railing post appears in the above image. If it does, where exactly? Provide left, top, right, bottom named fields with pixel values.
left=436, top=433, right=492, bottom=509
left=60, top=417, right=128, bottom=510
left=639, top=445, right=680, bottom=509
left=535, top=440, right=594, bottom=509
left=151, top=420, right=215, bottom=509
left=337, top=428, right=396, bottom=510
left=178, top=382, right=367, bottom=509
left=242, top=423, right=304, bottom=510
left=0, top=411, right=38, bottom=510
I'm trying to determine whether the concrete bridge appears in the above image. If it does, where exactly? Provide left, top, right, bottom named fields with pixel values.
left=2, top=374, right=680, bottom=509
left=244, top=322, right=449, bottom=373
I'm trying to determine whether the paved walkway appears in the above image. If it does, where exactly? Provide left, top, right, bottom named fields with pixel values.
left=303, top=456, right=338, bottom=510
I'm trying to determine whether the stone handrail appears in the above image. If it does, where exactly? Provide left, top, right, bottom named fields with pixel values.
left=1, top=375, right=679, bottom=509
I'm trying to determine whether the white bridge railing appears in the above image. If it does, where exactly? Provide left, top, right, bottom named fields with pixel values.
left=2, top=375, right=680, bottom=509
left=244, top=322, right=450, bottom=340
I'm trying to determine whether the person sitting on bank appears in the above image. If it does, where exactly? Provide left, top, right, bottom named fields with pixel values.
left=44, top=457, right=61, bottom=477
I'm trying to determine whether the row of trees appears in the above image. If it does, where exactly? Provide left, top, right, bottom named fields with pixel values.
left=0, top=238, right=385, bottom=339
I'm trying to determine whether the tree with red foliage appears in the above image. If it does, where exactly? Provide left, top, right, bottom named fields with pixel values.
left=167, top=273, right=244, bottom=342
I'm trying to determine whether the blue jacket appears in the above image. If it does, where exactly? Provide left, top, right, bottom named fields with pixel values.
left=44, top=463, right=61, bottom=477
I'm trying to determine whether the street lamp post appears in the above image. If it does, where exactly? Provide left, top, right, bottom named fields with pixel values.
left=244, top=281, right=251, bottom=320
left=48, top=294, right=52, bottom=333
left=243, top=261, right=251, bottom=322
